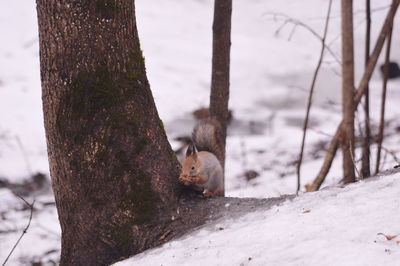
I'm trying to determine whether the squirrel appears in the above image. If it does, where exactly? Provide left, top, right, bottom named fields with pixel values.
left=178, top=119, right=224, bottom=197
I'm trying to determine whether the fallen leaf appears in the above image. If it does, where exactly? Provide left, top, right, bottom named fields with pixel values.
left=378, top=233, right=398, bottom=241
left=303, top=209, right=311, bottom=213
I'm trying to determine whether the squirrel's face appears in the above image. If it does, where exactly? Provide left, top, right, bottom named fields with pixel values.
left=181, top=155, right=201, bottom=177
left=180, top=143, right=200, bottom=177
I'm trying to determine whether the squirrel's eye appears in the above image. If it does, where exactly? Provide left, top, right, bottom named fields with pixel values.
left=191, top=166, right=195, bottom=170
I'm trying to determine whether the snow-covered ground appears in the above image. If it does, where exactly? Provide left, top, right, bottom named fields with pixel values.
left=114, top=171, right=400, bottom=266
left=1, top=0, right=400, bottom=265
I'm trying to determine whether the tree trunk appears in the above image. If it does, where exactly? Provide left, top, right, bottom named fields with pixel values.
left=210, top=0, right=232, bottom=182
left=361, top=0, right=371, bottom=178
left=340, top=0, right=356, bottom=183
left=36, top=1, right=184, bottom=264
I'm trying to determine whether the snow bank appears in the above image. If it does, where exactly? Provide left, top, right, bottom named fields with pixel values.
left=114, top=172, right=400, bottom=266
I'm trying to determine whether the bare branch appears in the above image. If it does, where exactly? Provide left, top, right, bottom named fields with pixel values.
left=296, top=0, right=333, bottom=194
left=381, top=146, right=400, bottom=164
left=309, top=0, right=400, bottom=191
left=349, top=141, right=363, bottom=180
left=375, top=24, right=394, bottom=174
left=310, top=130, right=341, bottom=191
left=264, top=12, right=341, bottom=65
left=2, top=194, right=35, bottom=266
left=307, top=4, right=391, bottom=21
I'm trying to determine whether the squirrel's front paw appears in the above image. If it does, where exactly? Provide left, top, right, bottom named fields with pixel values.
left=202, top=191, right=214, bottom=198
left=192, top=176, right=207, bottom=184
left=179, top=175, right=192, bottom=184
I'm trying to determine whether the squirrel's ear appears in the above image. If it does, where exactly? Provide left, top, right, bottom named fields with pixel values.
left=186, top=143, right=198, bottom=157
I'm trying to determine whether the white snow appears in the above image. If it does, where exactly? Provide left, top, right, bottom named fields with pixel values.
left=114, top=173, right=400, bottom=266
left=1, top=0, right=400, bottom=265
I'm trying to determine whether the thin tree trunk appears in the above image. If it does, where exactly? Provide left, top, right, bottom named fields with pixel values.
left=210, top=0, right=232, bottom=187
left=310, top=0, right=400, bottom=191
left=375, top=25, right=393, bottom=174
left=341, top=0, right=356, bottom=183
left=361, top=0, right=371, bottom=178
left=297, top=0, right=333, bottom=193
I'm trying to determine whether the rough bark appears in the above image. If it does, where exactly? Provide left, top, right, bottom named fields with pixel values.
left=36, top=1, right=180, bottom=265
left=341, top=0, right=356, bottom=183
left=310, top=0, right=400, bottom=191
left=210, top=0, right=232, bottom=180
left=361, top=0, right=371, bottom=178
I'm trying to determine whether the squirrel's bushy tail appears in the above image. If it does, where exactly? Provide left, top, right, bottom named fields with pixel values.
left=192, top=118, right=224, bottom=164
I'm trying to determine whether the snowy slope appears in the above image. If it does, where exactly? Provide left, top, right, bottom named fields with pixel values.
left=114, top=172, right=400, bottom=266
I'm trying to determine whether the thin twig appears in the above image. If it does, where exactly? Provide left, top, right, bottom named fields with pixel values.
left=264, top=12, right=341, bottom=65
left=15, top=136, right=32, bottom=176
left=381, top=146, right=400, bottom=164
left=375, top=22, right=394, bottom=175
left=296, top=0, right=333, bottom=194
left=306, top=4, right=391, bottom=21
left=309, top=128, right=334, bottom=138
left=2, top=194, right=35, bottom=266
left=381, top=148, right=389, bottom=170
left=310, top=0, right=400, bottom=191
left=288, top=24, right=297, bottom=41
left=327, top=12, right=373, bottom=49
left=349, top=141, right=363, bottom=180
